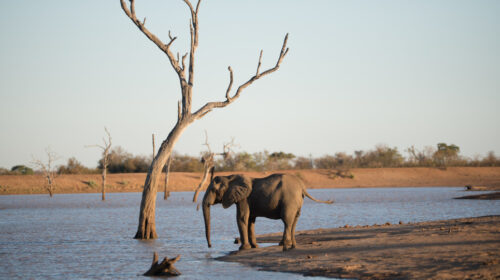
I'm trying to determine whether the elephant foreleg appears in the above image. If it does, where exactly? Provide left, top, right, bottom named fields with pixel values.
left=236, top=202, right=251, bottom=250
left=248, top=217, right=258, bottom=248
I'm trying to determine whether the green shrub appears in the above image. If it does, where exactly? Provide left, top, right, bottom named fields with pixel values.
left=11, top=165, right=34, bottom=175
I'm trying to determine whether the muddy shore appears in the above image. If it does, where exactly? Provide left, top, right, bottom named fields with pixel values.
left=219, top=216, right=500, bottom=279
left=1, top=167, right=499, bottom=195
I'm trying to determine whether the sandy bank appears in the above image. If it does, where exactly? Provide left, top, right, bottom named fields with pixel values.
left=219, top=216, right=500, bottom=279
left=0, top=167, right=499, bottom=195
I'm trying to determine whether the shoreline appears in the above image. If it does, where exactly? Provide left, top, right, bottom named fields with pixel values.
left=218, top=215, right=500, bottom=279
left=0, top=167, right=499, bottom=195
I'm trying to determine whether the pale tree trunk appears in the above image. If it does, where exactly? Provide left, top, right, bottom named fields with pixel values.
left=32, top=147, right=59, bottom=198
left=47, top=175, right=55, bottom=197
left=164, top=157, right=171, bottom=200
left=192, top=132, right=233, bottom=202
left=120, top=0, right=289, bottom=240
left=193, top=163, right=213, bottom=202
left=87, top=127, right=112, bottom=201
left=101, top=166, right=106, bottom=201
left=135, top=122, right=188, bottom=239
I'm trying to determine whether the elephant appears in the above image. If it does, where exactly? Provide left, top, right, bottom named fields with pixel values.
left=202, top=173, right=333, bottom=251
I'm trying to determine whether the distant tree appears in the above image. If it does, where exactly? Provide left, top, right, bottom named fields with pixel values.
left=57, top=157, right=94, bottom=174
left=11, top=165, right=34, bottom=175
left=88, top=128, right=112, bottom=200
left=294, top=156, right=313, bottom=169
left=315, top=155, right=338, bottom=169
left=362, top=145, right=403, bottom=168
left=433, top=143, right=460, bottom=168
left=267, top=151, right=295, bottom=170
left=170, top=153, right=204, bottom=172
left=481, top=151, right=500, bottom=166
left=353, top=150, right=367, bottom=167
left=100, top=146, right=150, bottom=173
left=31, top=147, right=59, bottom=197
left=192, top=133, right=234, bottom=202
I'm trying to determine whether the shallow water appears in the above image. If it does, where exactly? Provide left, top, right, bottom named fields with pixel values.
left=0, top=187, right=498, bottom=279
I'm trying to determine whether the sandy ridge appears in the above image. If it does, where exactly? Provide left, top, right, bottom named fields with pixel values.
left=219, top=216, right=500, bottom=279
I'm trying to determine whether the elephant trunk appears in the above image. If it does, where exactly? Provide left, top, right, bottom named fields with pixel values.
left=202, top=191, right=215, bottom=248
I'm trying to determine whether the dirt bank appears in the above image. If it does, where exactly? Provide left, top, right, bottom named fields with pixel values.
left=0, top=167, right=499, bottom=195
left=219, top=216, right=500, bottom=279
left=455, top=191, right=500, bottom=200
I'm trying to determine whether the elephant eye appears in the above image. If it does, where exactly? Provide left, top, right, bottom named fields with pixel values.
left=214, top=176, right=221, bottom=184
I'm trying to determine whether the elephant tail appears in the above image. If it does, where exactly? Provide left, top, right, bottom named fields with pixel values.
left=303, top=189, right=334, bottom=204
left=293, top=174, right=333, bottom=204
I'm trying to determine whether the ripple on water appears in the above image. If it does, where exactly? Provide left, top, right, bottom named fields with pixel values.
left=0, top=188, right=498, bottom=279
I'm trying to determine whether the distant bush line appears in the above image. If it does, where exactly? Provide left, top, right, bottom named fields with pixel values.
left=1, top=143, right=499, bottom=175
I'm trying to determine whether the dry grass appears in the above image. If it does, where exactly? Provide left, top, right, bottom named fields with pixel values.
left=0, top=167, right=499, bottom=195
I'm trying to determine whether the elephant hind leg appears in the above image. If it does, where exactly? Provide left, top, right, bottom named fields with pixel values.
left=281, top=209, right=299, bottom=251
left=291, top=208, right=301, bottom=249
left=282, top=221, right=292, bottom=251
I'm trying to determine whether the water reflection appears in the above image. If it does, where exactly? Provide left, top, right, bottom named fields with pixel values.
left=0, top=188, right=498, bottom=279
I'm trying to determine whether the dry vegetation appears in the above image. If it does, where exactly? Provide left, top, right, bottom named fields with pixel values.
left=1, top=167, right=499, bottom=195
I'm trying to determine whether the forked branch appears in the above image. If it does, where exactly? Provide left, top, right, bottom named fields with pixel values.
left=120, top=0, right=189, bottom=80
left=143, top=251, right=181, bottom=277
left=192, top=33, right=289, bottom=120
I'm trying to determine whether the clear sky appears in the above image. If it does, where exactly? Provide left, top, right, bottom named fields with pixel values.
left=1, top=0, right=499, bottom=169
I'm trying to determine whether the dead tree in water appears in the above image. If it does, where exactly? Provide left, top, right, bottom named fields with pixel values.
left=143, top=252, right=181, bottom=277
left=120, top=0, right=289, bottom=239
left=164, top=157, right=172, bottom=200
left=192, top=134, right=234, bottom=203
left=87, top=127, right=112, bottom=201
left=31, top=147, right=59, bottom=197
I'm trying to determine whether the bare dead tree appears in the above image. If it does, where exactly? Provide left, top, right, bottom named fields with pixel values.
left=87, top=127, right=112, bottom=201
left=31, top=147, right=59, bottom=197
left=192, top=133, right=234, bottom=203
left=152, top=133, right=172, bottom=200
left=120, top=0, right=289, bottom=239
left=163, top=157, right=172, bottom=200
left=143, top=252, right=181, bottom=277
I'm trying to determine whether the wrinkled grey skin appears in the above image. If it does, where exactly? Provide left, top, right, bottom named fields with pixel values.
left=202, top=173, right=333, bottom=251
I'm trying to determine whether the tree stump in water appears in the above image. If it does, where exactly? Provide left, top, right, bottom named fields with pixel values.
left=143, top=252, right=181, bottom=277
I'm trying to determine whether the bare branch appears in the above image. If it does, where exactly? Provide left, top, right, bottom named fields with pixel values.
left=182, top=0, right=200, bottom=87
left=120, top=0, right=185, bottom=79
left=225, top=66, right=234, bottom=101
left=191, top=33, right=289, bottom=121
left=256, top=50, right=263, bottom=77
left=222, top=138, right=237, bottom=158
left=202, top=130, right=212, bottom=154
left=177, top=100, right=182, bottom=120
left=85, top=144, right=105, bottom=150
left=181, top=53, right=188, bottom=72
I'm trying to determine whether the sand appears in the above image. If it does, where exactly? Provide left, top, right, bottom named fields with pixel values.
left=219, top=216, right=500, bottom=279
left=1, top=167, right=499, bottom=195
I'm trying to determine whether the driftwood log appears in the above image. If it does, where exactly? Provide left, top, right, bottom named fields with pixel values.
left=143, top=252, right=181, bottom=277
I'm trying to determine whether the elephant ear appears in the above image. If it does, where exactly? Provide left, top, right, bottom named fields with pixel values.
left=222, top=175, right=252, bottom=209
